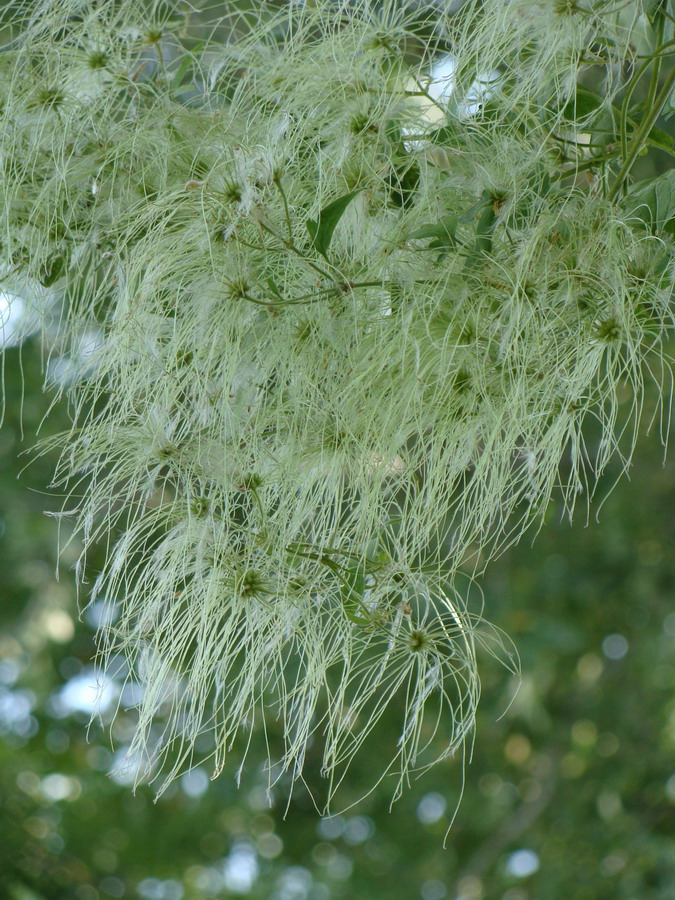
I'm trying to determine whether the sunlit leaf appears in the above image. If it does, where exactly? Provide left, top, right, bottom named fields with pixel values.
left=624, top=169, right=675, bottom=234
left=306, top=190, right=362, bottom=260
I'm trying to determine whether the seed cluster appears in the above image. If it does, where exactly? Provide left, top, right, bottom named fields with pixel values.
left=0, top=0, right=671, bottom=811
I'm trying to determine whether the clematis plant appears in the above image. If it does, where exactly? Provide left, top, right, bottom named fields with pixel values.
left=0, top=0, right=673, bottom=818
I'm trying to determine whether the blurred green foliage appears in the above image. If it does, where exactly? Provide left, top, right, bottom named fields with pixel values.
left=1, top=334, right=674, bottom=900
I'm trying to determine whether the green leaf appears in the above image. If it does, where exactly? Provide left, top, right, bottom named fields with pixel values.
left=644, top=0, right=669, bottom=21
left=384, top=118, right=405, bottom=151
left=385, top=160, right=420, bottom=209
left=459, top=191, right=491, bottom=223
left=563, top=86, right=604, bottom=122
left=380, top=117, right=421, bottom=210
left=339, top=563, right=371, bottom=625
left=306, top=189, right=362, bottom=260
left=475, top=203, right=497, bottom=252
left=628, top=101, right=675, bottom=152
left=171, top=56, right=192, bottom=94
left=646, top=124, right=675, bottom=155
left=40, top=254, right=65, bottom=287
left=407, top=214, right=458, bottom=262
left=426, top=121, right=465, bottom=147
left=407, top=216, right=457, bottom=242
left=623, top=169, right=675, bottom=234
left=266, top=276, right=284, bottom=301
left=464, top=203, right=498, bottom=271
left=592, top=35, right=617, bottom=49
left=286, top=542, right=374, bottom=625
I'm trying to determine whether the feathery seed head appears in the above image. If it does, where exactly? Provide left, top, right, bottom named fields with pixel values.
left=86, top=49, right=110, bottom=70
left=0, top=0, right=671, bottom=819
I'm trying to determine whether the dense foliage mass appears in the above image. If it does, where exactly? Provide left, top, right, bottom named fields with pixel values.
left=0, top=0, right=672, bottom=812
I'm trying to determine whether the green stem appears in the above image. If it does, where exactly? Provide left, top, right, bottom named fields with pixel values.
left=608, top=65, right=675, bottom=202
left=553, top=154, right=622, bottom=182
left=241, top=280, right=387, bottom=309
left=619, top=26, right=666, bottom=193
left=233, top=234, right=269, bottom=252
left=288, top=546, right=377, bottom=626
left=348, top=279, right=388, bottom=290
left=405, top=74, right=448, bottom=118
left=632, top=41, right=675, bottom=59
left=256, top=220, right=336, bottom=282
left=275, top=178, right=294, bottom=240
left=240, top=293, right=277, bottom=307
